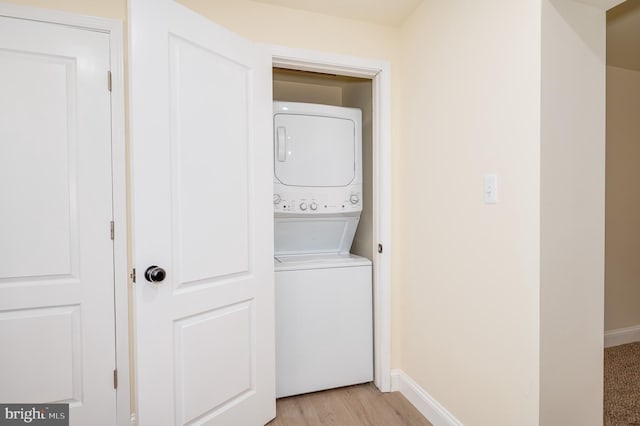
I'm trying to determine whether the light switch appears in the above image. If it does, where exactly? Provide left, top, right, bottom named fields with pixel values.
left=484, top=174, right=498, bottom=204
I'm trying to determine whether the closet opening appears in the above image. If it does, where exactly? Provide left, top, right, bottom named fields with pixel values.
left=270, top=55, right=392, bottom=393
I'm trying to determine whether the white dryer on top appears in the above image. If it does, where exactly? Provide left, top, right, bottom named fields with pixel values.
left=273, top=101, right=363, bottom=256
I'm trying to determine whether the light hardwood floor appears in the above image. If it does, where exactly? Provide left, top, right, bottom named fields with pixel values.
left=267, top=382, right=432, bottom=426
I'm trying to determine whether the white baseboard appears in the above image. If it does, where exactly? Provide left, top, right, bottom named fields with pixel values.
left=604, top=324, right=640, bottom=348
left=129, top=413, right=137, bottom=426
left=390, top=369, right=463, bottom=426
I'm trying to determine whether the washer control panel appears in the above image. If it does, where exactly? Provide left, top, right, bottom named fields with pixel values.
left=273, top=190, right=362, bottom=214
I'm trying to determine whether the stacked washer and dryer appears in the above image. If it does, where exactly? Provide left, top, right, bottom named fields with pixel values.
left=273, top=101, right=373, bottom=398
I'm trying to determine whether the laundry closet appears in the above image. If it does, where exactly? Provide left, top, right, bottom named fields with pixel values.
left=272, top=68, right=375, bottom=397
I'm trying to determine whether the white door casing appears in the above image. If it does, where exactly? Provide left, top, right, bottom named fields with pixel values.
left=129, top=0, right=275, bottom=424
left=0, top=15, right=116, bottom=426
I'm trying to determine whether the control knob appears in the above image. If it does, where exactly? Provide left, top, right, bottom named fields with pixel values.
left=310, top=202, right=318, bottom=211
left=273, top=194, right=281, bottom=204
left=299, top=202, right=308, bottom=211
left=349, top=193, right=360, bottom=205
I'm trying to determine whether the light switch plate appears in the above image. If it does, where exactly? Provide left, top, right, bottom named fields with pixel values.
left=484, top=174, right=497, bottom=204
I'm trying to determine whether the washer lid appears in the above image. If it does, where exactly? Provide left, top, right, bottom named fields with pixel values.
left=274, top=113, right=356, bottom=187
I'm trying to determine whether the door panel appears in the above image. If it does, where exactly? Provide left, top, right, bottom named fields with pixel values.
left=0, top=16, right=115, bottom=426
left=174, top=301, right=253, bottom=424
left=169, top=35, right=250, bottom=287
left=0, top=52, right=76, bottom=279
left=130, top=1, right=275, bottom=425
left=0, top=306, right=81, bottom=403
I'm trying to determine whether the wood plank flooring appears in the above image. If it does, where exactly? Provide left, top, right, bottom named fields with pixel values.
left=267, top=382, right=432, bottom=426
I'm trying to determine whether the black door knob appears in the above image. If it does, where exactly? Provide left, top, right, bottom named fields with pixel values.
left=145, top=265, right=166, bottom=283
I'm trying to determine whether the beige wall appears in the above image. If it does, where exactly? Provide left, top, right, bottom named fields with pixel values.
left=178, top=0, right=399, bottom=60
left=273, top=69, right=343, bottom=106
left=605, top=65, right=640, bottom=331
left=3, top=0, right=126, bottom=18
left=398, top=1, right=542, bottom=424
left=540, top=0, right=605, bottom=424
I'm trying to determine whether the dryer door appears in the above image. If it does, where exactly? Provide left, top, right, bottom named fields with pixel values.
left=274, top=113, right=355, bottom=187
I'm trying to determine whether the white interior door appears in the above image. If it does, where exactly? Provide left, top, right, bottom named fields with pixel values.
left=129, top=0, right=275, bottom=425
left=0, top=15, right=116, bottom=426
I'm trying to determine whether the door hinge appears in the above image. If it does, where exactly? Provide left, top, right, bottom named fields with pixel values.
left=378, top=243, right=383, bottom=254
left=107, top=70, right=112, bottom=92
left=131, top=268, right=136, bottom=284
left=113, top=369, right=118, bottom=389
left=110, top=221, right=115, bottom=240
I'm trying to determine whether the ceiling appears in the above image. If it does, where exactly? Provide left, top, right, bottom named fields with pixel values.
left=607, top=0, right=640, bottom=71
left=251, top=0, right=423, bottom=26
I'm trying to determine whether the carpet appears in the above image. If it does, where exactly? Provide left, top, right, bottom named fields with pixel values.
left=605, top=342, right=640, bottom=426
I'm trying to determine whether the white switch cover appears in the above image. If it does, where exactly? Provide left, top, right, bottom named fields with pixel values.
left=484, top=174, right=498, bottom=204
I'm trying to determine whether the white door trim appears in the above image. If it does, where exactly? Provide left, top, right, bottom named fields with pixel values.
left=0, top=3, right=129, bottom=425
left=271, top=45, right=392, bottom=392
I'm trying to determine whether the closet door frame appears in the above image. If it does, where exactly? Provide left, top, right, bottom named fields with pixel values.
left=271, top=45, right=392, bottom=392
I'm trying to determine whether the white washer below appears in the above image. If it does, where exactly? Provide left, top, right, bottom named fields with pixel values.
left=274, top=253, right=373, bottom=398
